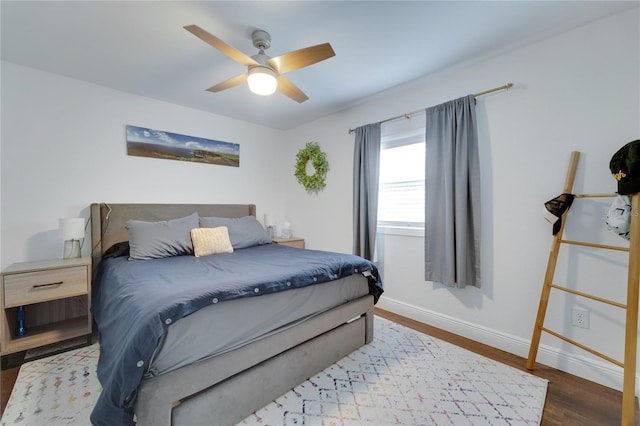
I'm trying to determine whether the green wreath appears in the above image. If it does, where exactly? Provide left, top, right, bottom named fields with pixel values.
left=294, top=141, right=329, bottom=191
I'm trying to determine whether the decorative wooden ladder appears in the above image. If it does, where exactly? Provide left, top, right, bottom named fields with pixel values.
left=526, top=151, right=640, bottom=425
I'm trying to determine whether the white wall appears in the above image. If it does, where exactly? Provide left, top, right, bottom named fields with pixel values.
left=285, top=10, right=640, bottom=391
left=0, top=62, right=288, bottom=268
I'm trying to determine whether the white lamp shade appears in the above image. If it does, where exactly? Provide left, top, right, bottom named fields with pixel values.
left=247, top=66, right=277, bottom=96
left=59, top=218, right=85, bottom=240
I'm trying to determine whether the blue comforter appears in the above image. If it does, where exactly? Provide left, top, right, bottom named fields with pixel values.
left=90, top=244, right=382, bottom=425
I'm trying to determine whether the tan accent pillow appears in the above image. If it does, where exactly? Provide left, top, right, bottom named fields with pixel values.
left=190, top=227, right=234, bottom=257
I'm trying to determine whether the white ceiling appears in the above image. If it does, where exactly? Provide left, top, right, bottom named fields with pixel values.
left=2, top=1, right=638, bottom=130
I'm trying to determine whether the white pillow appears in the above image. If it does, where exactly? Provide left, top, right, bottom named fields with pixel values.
left=191, top=227, right=234, bottom=257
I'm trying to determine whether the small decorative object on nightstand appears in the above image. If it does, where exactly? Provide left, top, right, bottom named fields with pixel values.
left=59, top=218, right=85, bottom=259
left=16, top=305, right=26, bottom=337
left=272, top=237, right=305, bottom=249
left=1, top=257, right=92, bottom=369
left=281, top=221, right=292, bottom=239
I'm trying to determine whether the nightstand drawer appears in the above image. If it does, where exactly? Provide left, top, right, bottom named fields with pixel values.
left=3, top=266, right=88, bottom=307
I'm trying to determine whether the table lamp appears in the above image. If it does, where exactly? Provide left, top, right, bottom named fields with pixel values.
left=59, top=218, right=84, bottom=259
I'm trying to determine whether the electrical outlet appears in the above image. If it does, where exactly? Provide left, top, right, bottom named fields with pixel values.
left=572, top=307, right=590, bottom=329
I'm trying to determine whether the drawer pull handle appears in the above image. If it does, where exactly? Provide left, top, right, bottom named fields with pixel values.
left=32, top=281, right=63, bottom=290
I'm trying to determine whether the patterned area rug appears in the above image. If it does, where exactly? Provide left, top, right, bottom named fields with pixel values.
left=240, top=317, right=547, bottom=425
left=1, top=317, right=547, bottom=425
left=1, top=344, right=100, bottom=425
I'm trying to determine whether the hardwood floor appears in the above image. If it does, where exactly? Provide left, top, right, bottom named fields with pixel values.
left=1, top=365, right=19, bottom=417
left=1, top=309, right=638, bottom=424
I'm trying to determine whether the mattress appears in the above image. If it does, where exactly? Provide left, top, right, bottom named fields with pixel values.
left=148, top=273, right=368, bottom=376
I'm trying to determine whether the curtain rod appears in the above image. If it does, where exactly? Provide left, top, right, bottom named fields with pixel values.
left=347, top=82, right=514, bottom=134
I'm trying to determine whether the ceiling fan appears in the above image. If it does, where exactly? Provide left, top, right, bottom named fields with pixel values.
left=184, top=25, right=335, bottom=103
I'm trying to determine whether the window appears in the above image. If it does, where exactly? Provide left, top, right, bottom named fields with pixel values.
left=378, top=113, right=426, bottom=230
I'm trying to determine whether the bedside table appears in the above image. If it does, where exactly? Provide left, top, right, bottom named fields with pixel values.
left=1, top=257, right=92, bottom=367
left=272, top=237, right=305, bottom=249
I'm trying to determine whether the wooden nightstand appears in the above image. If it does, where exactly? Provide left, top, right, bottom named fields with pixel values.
left=272, top=237, right=305, bottom=249
left=1, top=257, right=92, bottom=367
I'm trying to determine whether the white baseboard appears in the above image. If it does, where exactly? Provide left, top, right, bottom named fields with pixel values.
left=376, top=296, right=633, bottom=395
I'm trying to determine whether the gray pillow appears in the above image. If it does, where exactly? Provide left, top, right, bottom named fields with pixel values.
left=199, top=216, right=271, bottom=249
left=126, top=212, right=199, bottom=260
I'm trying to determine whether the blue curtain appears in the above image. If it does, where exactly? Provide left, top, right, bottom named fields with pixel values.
left=353, top=123, right=381, bottom=261
left=424, top=95, right=481, bottom=288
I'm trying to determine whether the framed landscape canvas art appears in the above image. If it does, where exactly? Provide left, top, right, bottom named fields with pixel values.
left=126, top=125, right=240, bottom=167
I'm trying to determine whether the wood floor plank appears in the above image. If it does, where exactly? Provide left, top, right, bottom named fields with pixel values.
left=1, top=366, right=19, bottom=416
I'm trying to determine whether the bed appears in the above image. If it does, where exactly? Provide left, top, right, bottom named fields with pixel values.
left=89, top=203, right=382, bottom=426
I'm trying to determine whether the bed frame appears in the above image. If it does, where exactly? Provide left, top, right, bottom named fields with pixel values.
left=90, top=203, right=375, bottom=426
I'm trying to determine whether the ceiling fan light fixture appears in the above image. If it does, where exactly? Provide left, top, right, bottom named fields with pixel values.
left=247, top=66, right=277, bottom=96
left=185, top=25, right=332, bottom=102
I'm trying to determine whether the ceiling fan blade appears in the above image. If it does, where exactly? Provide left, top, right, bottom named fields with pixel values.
left=184, top=25, right=258, bottom=67
left=277, top=76, right=309, bottom=103
left=268, top=43, right=335, bottom=74
left=206, top=73, right=248, bottom=92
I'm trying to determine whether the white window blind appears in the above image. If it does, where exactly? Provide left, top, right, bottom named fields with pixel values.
left=378, top=113, right=426, bottom=228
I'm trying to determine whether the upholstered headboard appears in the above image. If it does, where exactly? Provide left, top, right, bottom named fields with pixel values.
left=90, top=203, right=256, bottom=268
